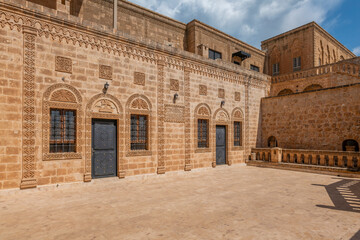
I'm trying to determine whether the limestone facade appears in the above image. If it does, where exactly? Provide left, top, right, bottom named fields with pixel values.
left=0, top=0, right=270, bottom=189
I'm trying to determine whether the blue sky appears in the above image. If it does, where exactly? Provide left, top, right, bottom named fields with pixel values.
left=129, top=0, right=359, bottom=56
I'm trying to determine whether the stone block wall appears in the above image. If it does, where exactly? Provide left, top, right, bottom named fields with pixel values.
left=260, top=84, right=360, bottom=151
left=0, top=1, right=269, bottom=189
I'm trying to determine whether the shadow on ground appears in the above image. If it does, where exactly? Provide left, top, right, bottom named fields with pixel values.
left=313, top=178, right=360, bottom=214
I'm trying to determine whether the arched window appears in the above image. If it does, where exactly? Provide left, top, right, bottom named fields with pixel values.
left=342, top=139, right=359, bottom=152
left=303, top=84, right=323, bottom=92
left=194, top=104, right=211, bottom=151
left=277, top=89, right=294, bottom=96
left=267, top=136, right=278, bottom=148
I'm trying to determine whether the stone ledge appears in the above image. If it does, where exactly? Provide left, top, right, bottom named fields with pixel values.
left=246, top=161, right=360, bottom=179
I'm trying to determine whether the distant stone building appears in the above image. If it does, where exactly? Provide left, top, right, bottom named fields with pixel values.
left=0, top=0, right=358, bottom=190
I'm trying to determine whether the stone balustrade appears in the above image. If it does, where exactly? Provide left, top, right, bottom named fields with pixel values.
left=251, top=148, right=360, bottom=170
left=271, top=62, right=360, bottom=84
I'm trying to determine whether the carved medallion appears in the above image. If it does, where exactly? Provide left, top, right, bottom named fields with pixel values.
left=198, top=106, right=210, bottom=116
left=216, top=111, right=229, bottom=122
left=134, top=72, right=145, bottom=86
left=55, top=56, right=72, bottom=74
left=99, top=65, right=112, bottom=80
left=199, top=85, right=207, bottom=96
left=218, top=88, right=225, bottom=98
left=234, top=110, right=242, bottom=119
left=235, top=92, right=241, bottom=101
left=170, top=79, right=179, bottom=91
left=165, top=105, right=184, bottom=123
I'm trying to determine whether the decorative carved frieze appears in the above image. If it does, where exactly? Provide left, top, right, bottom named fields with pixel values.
left=50, top=89, right=77, bottom=103
left=218, top=88, right=225, bottom=98
left=184, top=68, right=191, bottom=171
left=99, top=65, right=112, bottom=80
left=164, top=105, right=185, bottom=123
left=55, top=56, right=72, bottom=74
left=199, top=85, right=207, bottom=96
left=134, top=72, right=145, bottom=86
left=198, top=106, right=210, bottom=117
left=157, top=60, right=165, bottom=174
left=170, top=79, right=179, bottom=91
left=235, top=92, right=241, bottom=101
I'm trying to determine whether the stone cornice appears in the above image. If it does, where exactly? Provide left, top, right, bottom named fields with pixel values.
left=0, top=2, right=270, bottom=89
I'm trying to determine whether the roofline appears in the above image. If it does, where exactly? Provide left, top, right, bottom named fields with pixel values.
left=187, top=19, right=265, bottom=56
left=261, top=21, right=355, bottom=57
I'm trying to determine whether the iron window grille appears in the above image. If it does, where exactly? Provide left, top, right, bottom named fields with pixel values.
left=234, top=121, right=242, bottom=146
left=197, top=119, right=209, bottom=148
left=293, top=57, right=301, bottom=71
left=272, top=63, right=279, bottom=75
left=250, top=65, right=260, bottom=72
left=209, top=49, right=222, bottom=60
left=50, top=109, right=76, bottom=153
left=131, top=114, right=148, bottom=150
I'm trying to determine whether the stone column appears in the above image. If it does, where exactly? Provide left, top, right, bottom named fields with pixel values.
left=113, top=0, right=118, bottom=31
left=20, top=26, right=37, bottom=189
left=157, top=60, right=166, bottom=174
left=244, top=76, right=250, bottom=160
left=184, top=67, right=192, bottom=171
left=271, top=148, right=282, bottom=163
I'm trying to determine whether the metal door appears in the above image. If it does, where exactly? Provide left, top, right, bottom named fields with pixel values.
left=216, top=126, right=227, bottom=165
left=92, top=119, right=117, bottom=178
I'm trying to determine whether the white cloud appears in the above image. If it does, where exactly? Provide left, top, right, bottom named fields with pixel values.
left=128, top=0, right=345, bottom=48
left=353, top=47, right=360, bottom=56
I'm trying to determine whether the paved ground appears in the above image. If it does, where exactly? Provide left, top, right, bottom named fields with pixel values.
left=1, top=166, right=360, bottom=240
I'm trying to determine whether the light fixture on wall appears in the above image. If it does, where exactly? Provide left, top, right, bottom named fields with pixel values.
left=221, top=100, right=225, bottom=108
left=103, top=82, right=109, bottom=94
left=61, top=77, right=65, bottom=81
left=173, top=93, right=179, bottom=103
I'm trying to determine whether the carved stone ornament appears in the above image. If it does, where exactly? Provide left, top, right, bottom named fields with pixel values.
left=55, top=56, right=72, bottom=74
left=199, top=85, right=207, bottom=96
left=94, top=99, right=117, bottom=114
left=50, top=89, right=77, bottom=103
left=134, top=72, right=145, bottom=86
left=234, top=110, right=243, bottom=119
left=130, top=98, right=149, bottom=110
left=99, top=65, right=112, bottom=80
left=235, top=92, right=241, bottom=101
left=198, top=106, right=210, bottom=117
left=216, top=111, right=229, bottom=122
left=170, top=79, right=179, bottom=91
left=165, top=105, right=185, bottom=123
left=218, top=88, right=225, bottom=98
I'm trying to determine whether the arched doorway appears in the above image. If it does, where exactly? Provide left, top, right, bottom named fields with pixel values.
left=342, top=140, right=359, bottom=152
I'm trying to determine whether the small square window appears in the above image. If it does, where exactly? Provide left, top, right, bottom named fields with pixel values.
left=209, top=49, right=222, bottom=60
left=250, top=65, right=259, bottom=72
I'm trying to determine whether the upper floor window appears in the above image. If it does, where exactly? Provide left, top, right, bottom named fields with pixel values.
left=272, top=63, right=279, bottom=75
left=293, top=57, right=301, bottom=71
left=198, top=119, right=209, bottom=148
left=50, top=109, right=76, bottom=153
left=250, top=65, right=259, bottom=72
left=209, top=49, right=222, bottom=60
left=131, top=114, right=148, bottom=150
left=233, top=61, right=240, bottom=65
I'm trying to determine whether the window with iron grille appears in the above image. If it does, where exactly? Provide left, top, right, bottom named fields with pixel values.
left=250, top=65, right=260, bottom=72
left=234, top=121, right=242, bottom=146
left=293, top=57, right=301, bottom=71
left=50, top=109, right=76, bottom=153
left=197, top=119, right=209, bottom=148
left=209, top=49, right=222, bottom=60
left=272, top=63, right=279, bottom=75
left=131, top=114, right=148, bottom=150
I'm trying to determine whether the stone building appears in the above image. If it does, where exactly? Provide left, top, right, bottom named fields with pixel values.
left=0, top=0, right=358, bottom=190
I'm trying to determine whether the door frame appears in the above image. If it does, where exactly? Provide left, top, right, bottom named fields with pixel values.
left=215, top=124, right=229, bottom=166
left=91, top=118, right=118, bottom=179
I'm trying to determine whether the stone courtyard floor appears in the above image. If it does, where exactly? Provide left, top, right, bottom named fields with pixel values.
left=0, top=166, right=360, bottom=240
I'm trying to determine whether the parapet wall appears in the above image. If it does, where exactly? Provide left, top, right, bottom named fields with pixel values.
left=260, top=84, right=360, bottom=151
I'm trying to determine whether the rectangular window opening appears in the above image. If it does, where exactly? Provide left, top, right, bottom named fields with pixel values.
left=197, top=119, right=209, bottom=148
left=131, top=114, right=148, bottom=150
left=272, top=63, right=279, bottom=75
left=250, top=65, right=260, bottom=72
left=293, top=57, right=301, bottom=71
left=50, top=109, right=76, bottom=153
left=209, top=49, right=222, bottom=60
left=234, top=121, right=242, bottom=147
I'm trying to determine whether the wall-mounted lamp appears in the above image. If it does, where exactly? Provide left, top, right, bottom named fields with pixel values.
left=103, top=82, right=109, bottom=94
left=173, top=93, right=179, bottom=103
left=221, top=100, right=225, bottom=108
left=61, top=77, right=65, bottom=81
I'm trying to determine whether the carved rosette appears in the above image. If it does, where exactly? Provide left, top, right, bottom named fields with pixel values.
left=199, top=85, right=207, bottom=96
left=218, top=88, right=225, bottom=98
left=99, top=65, right=112, bottom=80
left=235, top=92, right=241, bottom=102
left=170, top=79, right=179, bottom=91
left=157, top=60, right=165, bottom=174
left=21, top=26, right=37, bottom=189
left=134, top=72, right=145, bottom=86
left=55, top=56, right=72, bottom=74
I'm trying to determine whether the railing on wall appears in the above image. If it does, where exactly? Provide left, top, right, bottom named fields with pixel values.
left=251, top=148, right=360, bottom=170
left=271, top=62, right=360, bottom=84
